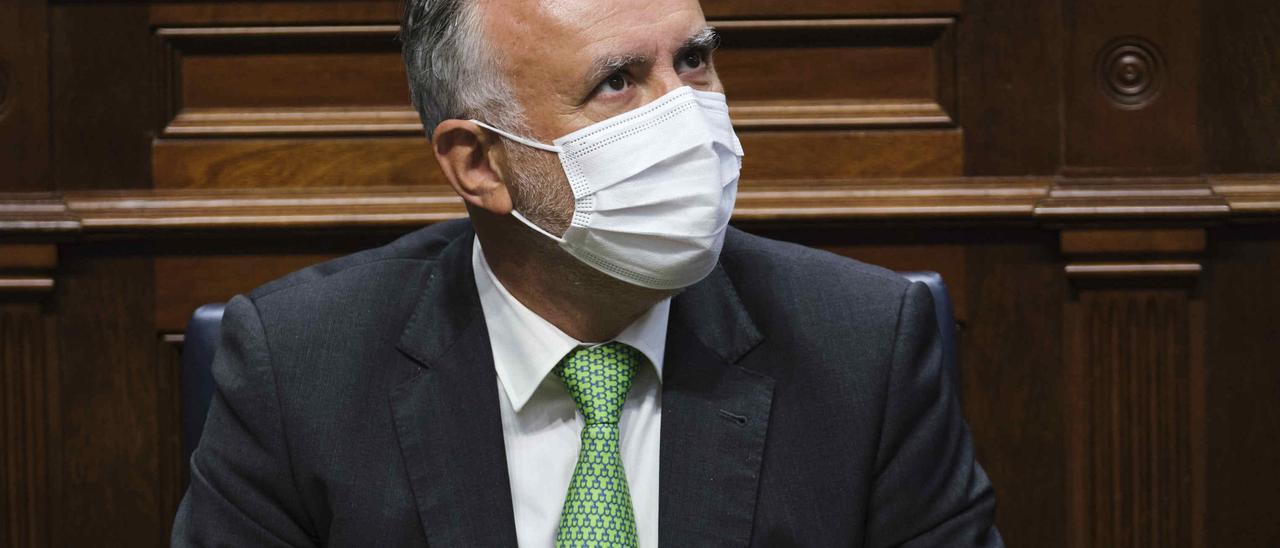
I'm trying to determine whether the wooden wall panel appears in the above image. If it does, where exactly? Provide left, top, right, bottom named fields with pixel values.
left=1062, top=0, right=1200, bottom=175
left=716, top=18, right=956, bottom=129
left=150, top=1, right=403, bottom=26
left=1204, top=227, right=1280, bottom=547
left=738, top=130, right=963, bottom=179
left=1201, top=0, right=1280, bottom=173
left=1067, top=290, right=1202, bottom=548
left=149, top=14, right=963, bottom=187
left=1061, top=228, right=1208, bottom=548
left=52, top=250, right=167, bottom=545
left=50, top=3, right=158, bottom=191
left=961, top=239, right=1069, bottom=548
left=702, top=0, right=960, bottom=17
left=0, top=0, right=50, bottom=191
left=958, top=0, right=1062, bottom=175
left=175, top=35, right=408, bottom=110
left=152, top=137, right=441, bottom=189
left=0, top=305, right=56, bottom=548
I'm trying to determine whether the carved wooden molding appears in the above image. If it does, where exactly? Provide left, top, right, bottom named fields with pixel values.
left=0, top=195, right=79, bottom=233
left=1035, top=179, right=1229, bottom=220
left=1210, top=175, right=1280, bottom=218
left=1060, top=227, right=1207, bottom=283
left=1, top=177, right=1278, bottom=237
left=1064, top=261, right=1202, bottom=278
left=0, top=244, right=57, bottom=297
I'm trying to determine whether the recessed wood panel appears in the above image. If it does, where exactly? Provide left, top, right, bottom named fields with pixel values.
left=0, top=0, right=50, bottom=191
left=170, top=29, right=409, bottom=110
left=150, top=0, right=965, bottom=26
left=152, top=137, right=441, bottom=189
left=717, top=19, right=952, bottom=106
left=703, top=0, right=961, bottom=17
left=739, top=129, right=963, bottom=178
left=1062, top=0, right=1201, bottom=175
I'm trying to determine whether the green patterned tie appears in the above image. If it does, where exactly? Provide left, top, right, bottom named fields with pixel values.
left=554, top=342, right=642, bottom=548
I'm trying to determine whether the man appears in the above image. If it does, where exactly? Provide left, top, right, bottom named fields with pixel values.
left=172, top=0, right=1002, bottom=545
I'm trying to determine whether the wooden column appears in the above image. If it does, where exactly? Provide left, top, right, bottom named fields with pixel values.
left=0, top=244, right=58, bottom=548
left=1060, top=228, right=1207, bottom=548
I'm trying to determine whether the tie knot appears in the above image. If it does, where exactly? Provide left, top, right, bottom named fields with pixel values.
left=556, top=342, right=642, bottom=425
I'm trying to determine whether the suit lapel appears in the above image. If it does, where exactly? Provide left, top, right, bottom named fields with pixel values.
left=389, top=229, right=519, bottom=546
left=660, top=266, right=773, bottom=547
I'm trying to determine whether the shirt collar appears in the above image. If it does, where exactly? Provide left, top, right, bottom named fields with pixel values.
left=472, top=237, right=669, bottom=412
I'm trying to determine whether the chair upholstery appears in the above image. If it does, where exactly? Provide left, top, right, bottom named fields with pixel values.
left=898, top=271, right=961, bottom=401
left=176, top=272, right=960, bottom=463
left=181, top=303, right=225, bottom=465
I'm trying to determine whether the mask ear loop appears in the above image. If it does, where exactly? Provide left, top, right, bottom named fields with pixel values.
left=469, top=120, right=563, bottom=153
left=467, top=120, right=572, bottom=243
left=509, top=210, right=569, bottom=244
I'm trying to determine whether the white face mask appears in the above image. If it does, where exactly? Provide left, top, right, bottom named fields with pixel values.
left=472, top=86, right=744, bottom=291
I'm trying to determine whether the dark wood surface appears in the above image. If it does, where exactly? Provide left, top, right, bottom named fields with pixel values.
left=2, top=0, right=1280, bottom=546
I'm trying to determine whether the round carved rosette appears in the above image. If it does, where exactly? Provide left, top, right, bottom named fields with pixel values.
left=1095, top=37, right=1164, bottom=110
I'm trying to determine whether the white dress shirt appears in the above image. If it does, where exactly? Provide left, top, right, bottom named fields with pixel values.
left=472, top=237, right=667, bottom=548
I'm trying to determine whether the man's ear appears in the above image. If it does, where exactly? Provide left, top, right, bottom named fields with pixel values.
left=432, top=120, right=514, bottom=215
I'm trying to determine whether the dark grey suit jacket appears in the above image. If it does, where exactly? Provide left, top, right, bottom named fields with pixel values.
left=172, top=219, right=1001, bottom=547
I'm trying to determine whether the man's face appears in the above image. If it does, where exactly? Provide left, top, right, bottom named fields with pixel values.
left=479, top=0, right=723, bottom=233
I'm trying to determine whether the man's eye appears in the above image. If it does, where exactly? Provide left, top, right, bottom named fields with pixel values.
left=599, top=73, right=629, bottom=95
left=677, top=51, right=705, bottom=72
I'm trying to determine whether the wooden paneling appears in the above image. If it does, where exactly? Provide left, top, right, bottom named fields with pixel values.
left=51, top=250, right=166, bottom=545
left=716, top=18, right=956, bottom=129
left=1062, top=0, right=1200, bottom=176
left=152, top=131, right=963, bottom=189
left=159, top=25, right=408, bottom=116
left=702, top=0, right=961, bottom=17
left=1061, top=228, right=1208, bottom=548
left=0, top=0, right=50, bottom=191
left=1204, top=227, right=1280, bottom=547
left=1201, top=0, right=1280, bottom=174
left=50, top=3, right=158, bottom=191
left=738, top=129, right=963, bottom=178
left=1067, top=289, right=1202, bottom=548
left=151, top=137, right=441, bottom=189
left=960, top=239, right=1069, bottom=548
left=150, top=16, right=963, bottom=187
left=150, top=1, right=402, bottom=26
left=958, top=0, right=1062, bottom=176
left=0, top=305, right=56, bottom=548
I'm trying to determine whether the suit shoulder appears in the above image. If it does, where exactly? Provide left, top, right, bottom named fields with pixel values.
left=248, top=219, right=471, bottom=302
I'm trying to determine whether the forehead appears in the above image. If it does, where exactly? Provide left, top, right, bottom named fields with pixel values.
left=480, top=0, right=707, bottom=79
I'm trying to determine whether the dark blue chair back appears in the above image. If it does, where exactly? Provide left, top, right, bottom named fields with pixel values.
left=177, top=272, right=960, bottom=463
left=182, top=303, right=225, bottom=465
left=898, top=271, right=961, bottom=400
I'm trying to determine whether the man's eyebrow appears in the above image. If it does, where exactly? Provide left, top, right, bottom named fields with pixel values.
left=679, top=27, right=722, bottom=53
left=584, top=53, right=654, bottom=87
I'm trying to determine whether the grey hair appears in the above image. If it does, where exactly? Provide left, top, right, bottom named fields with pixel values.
left=400, top=0, right=525, bottom=138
